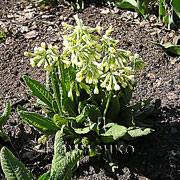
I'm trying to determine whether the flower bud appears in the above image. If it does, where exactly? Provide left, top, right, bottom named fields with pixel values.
left=126, top=51, right=131, bottom=56
left=94, top=84, right=99, bottom=94
left=108, top=47, right=115, bottom=53
left=114, top=83, right=120, bottom=91
left=37, top=58, right=44, bottom=67
left=68, top=89, right=73, bottom=98
left=41, top=42, right=46, bottom=49
left=107, top=83, right=112, bottom=91
left=129, top=56, right=134, bottom=61
left=134, top=53, right=139, bottom=59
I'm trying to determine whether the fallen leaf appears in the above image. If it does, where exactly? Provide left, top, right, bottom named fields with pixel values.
left=24, top=30, right=38, bottom=39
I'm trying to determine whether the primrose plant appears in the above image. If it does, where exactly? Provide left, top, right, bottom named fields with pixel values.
left=20, top=15, right=154, bottom=171
left=0, top=131, right=83, bottom=180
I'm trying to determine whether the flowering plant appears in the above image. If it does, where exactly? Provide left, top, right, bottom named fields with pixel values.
left=19, top=15, right=154, bottom=171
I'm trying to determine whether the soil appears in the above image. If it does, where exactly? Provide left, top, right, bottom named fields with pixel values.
left=0, top=0, right=180, bottom=180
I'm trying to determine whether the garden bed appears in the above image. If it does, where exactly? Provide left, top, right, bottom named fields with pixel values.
left=0, top=0, right=180, bottom=179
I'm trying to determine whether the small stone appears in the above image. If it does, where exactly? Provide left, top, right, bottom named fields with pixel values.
left=169, top=32, right=174, bottom=38
left=100, top=8, right=110, bottom=14
left=24, top=30, right=38, bottom=39
left=112, top=7, right=119, bottom=14
left=171, top=127, right=177, bottom=135
left=133, top=12, right=138, bottom=19
left=146, top=73, right=155, bottom=79
left=20, top=26, right=29, bottom=33
left=167, top=92, right=178, bottom=100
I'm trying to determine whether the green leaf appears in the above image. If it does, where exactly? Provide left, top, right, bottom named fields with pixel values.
left=131, top=58, right=147, bottom=70
left=0, top=146, right=34, bottom=180
left=159, top=0, right=166, bottom=18
left=23, top=75, right=53, bottom=108
left=38, top=171, right=50, bottom=180
left=152, top=42, right=180, bottom=55
left=129, top=98, right=152, bottom=111
left=76, top=106, right=89, bottom=124
left=53, top=114, right=69, bottom=128
left=50, top=131, right=83, bottom=180
left=87, top=105, right=102, bottom=123
left=0, top=101, right=11, bottom=128
left=46, top=71, right=53, bottom=93
left=171, top=0, right=180, bottom=18
left=107, top=95, right=120, bottom=120
left=137, top=0, right=153, bottom=16
left=52, top=150, right=83, bottom=180
left=101, top=124, right=127, bottom=143
left=17, top=104, right=27, bottom=112
left=119, top=86, right=133, bottom=108
left=73, top=123, right=96, bottom=134
left=51, top=68, right=62, bottom=114
left=0, top=131, right=10, bottom=142
left=29, top=99, right=50, bottom=110
left=122, top=127, right=154, bottom=140
left=134, top=105, right=155, bottom=121
left=116, top=0, right=138, bottom=10
left=51, top=131, right=66, bottom=164
left=18, top=111, right=58, bottom=135
left=119, top=107, right=135, bottom=126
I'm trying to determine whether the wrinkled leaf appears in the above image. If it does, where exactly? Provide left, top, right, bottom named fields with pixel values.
left=73, top=123, right=96, bottom=134
left=152, top=42, right=180, bottom=55
left=134, top=105, right=154, bottom=121
left=129, top=98, right=152, bottom=111
left=137, top=0, right=153, bottom=16
left=38, top=171, right=50, bottom=180
left=87, top=105, right=102, bottom=123
left=0, top=101, right=11, bottom=128
left=76, top=106, right=88, bottom=124
left=53, top=114, right=69, bottom=128
left=23, top=75, right=53, bottom=108
left=123, top=127, right=154, bottom=140
left=116, top=0, right=138, bottom=10
left=0, top=131, right=10, bottom=142
left=18, top=111, right=58, bottom=135
left=171, top=0, right=180, bottom=18
left=107, top=95, right=120, bottom=120
left=50, top=131, right=83, bottom=180
left=101, top=124, right=127, bottom=143
left=0, top=147, right=34, bottom=180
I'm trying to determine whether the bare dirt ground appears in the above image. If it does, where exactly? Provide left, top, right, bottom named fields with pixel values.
left=0, top=1, right=180, bottom=179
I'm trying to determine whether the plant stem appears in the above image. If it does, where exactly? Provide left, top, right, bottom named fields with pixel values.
left=103, top=91, right=112, bottom=117
left=51, top=70, right=63, bottom=115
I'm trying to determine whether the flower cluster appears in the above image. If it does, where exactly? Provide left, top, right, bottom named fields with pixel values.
left=24, top=43, right=59, bottom=72
left=62, top=15, right=146, bottom=95
left=24, top=15, right=147, bottom=97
